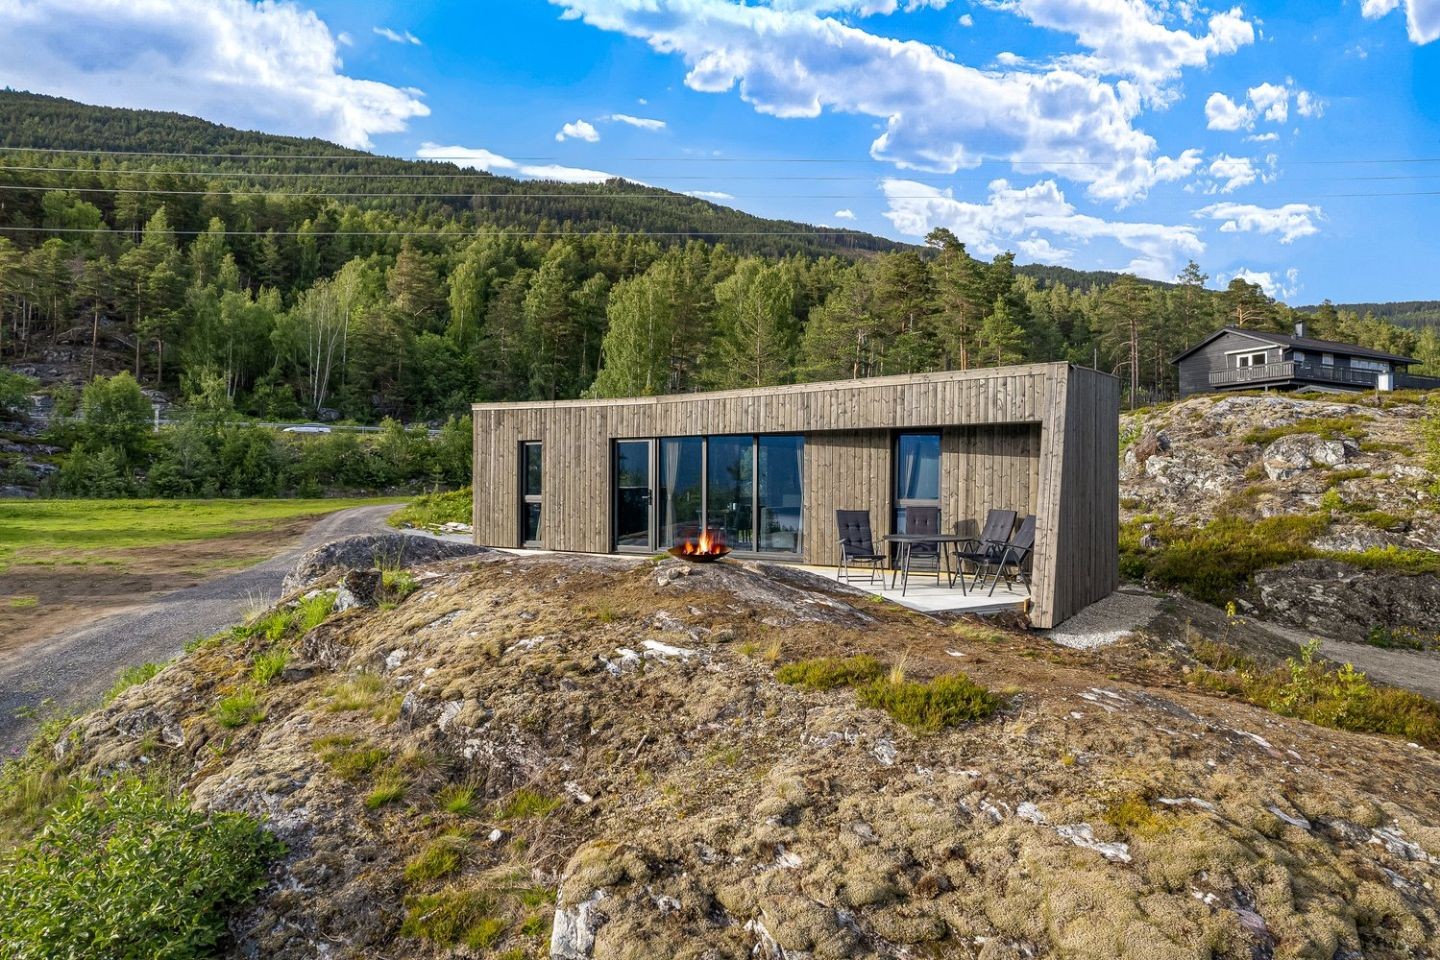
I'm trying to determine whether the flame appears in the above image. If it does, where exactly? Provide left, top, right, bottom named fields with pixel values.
left=676, top=528, right=727, bottom=558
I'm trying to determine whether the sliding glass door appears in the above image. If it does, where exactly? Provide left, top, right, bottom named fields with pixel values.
left=706, top=435, right=755, bottom=552
left=614, top=440, right=653, bottom=551
left=659, top=437, right=704, bottom=548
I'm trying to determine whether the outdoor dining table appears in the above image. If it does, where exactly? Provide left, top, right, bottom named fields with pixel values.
left=882, top=533, right=971, bottom=596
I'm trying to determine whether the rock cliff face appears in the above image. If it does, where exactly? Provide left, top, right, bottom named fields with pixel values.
left=40, top=549, right=1440, bottom=959
left=1120, top=392, right=1440, bottom=640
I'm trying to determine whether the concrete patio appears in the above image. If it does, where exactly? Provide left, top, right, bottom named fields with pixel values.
left=799, top=565, right=1030, bottom=616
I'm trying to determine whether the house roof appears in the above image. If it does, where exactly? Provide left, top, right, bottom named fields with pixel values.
left=1170, top=326, right=1418, bottom=366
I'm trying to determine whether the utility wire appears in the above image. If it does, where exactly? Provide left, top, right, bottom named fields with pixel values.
left=7, top=144, right=1440, bottom=166
left=0, top=225, right=885, bottom=237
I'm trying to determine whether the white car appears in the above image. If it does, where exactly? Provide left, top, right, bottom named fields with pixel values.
left=282, top=424, right=332, bottom=434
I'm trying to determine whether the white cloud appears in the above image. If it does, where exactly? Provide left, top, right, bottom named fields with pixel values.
left=766, top=0, right=953, bottom=13
left=608, top=113, right=668, bottom=130
left=556, top=119, right=601, bottom=142
left=1245, top=132, right=1279, bottom=143
left=1361, top=0, right=1440, bottom=44
left=834, top=208, right=857, bottom=219
left=1194, top=202, right=1322, bottom=244
left=1206, top=154, right=1258, bottom=192
left=1206, top=80, right=1322, bottom=132
left=882, top=177, right=1204, bottom=280
left=684, top=189, right=736, bottom=200
left=0, top=0, right=428, bottom=149
left=1247, top=82, right=1288, bottom=123
left=550, top=0, right=1237, bottom=205
left=1227, top=267, right=1300, bottom=300
left=958, top=13, right=975, bottom=26
left=418, top=142, right=620, bottom=184
left=373, top=25, right=421, bottom=45
left=336, top=30, right=353, bottom=46
left=1295, top=90, right=1325, bottom=118
left=1205, top=92, right=1253, bottom=131
left=986, top=0, right=1255, bottom=100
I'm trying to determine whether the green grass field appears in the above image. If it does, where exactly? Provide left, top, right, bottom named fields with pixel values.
left=0, top=498, right=401, bottom=572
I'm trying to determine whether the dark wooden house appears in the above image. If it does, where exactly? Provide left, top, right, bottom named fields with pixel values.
left=472, top=363, right=1119, bottom=629
left=1173, top=322, right=1438, bottom=396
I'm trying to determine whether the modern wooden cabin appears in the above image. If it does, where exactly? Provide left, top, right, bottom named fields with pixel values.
left=471, top=362, right=1118, bottom=629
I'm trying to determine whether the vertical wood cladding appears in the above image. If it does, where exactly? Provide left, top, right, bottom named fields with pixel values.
left=474, top=362, right=1116, bottom=628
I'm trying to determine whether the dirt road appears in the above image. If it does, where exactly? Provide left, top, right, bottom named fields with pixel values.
left=0, top=504, right=401, bottom=758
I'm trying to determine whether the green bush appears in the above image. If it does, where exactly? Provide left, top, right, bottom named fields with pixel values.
left=0, top=778, right=281, bottom=960
left=0, top=370, right=38, bottom=419
left=389, top=486, right=473, bottom=529
left=775, top=655, right=887, bottom=690
left=1191, top=638, right=1440, bottom=746
left=857, top=674, right=1003, bottom=733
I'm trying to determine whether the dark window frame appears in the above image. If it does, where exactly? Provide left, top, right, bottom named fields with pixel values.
left=893, top=430, right=942, bottom=534
left=520, top=441, right=543, bottom=547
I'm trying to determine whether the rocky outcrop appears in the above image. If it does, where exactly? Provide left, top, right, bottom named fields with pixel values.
left=1259, top=434, right=1358, bottom=481
left=281, top=533, right=487, bottom=594
left=27, top=551, right=1440, bottom=960
left=1251, top=559, right=1440, bottom=640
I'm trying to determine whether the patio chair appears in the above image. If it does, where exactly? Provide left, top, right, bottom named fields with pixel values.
left=949, top=509, right=1017, bottom=587
left=968, top=514, right=1036, bottom=596
left=899, top=505, right=944, bottom=595
left=835, top=510, right=885, bottom=585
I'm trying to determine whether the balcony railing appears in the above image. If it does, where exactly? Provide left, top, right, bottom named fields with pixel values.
left=1209, top=361, right=1381, bottom=389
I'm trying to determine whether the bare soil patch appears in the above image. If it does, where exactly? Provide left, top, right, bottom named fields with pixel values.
left=0, top=519, right=310, bottom=658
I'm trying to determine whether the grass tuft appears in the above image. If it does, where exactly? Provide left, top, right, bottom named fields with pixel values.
left=103, top=662, right=163, bottom=704
left=437, top=783, right=477, bottom=815
left=315, top=736, right=389, bottom=781
left=213, top=690, right=265, bottom=729
left=494, top=788, right=563, bottom=821
left=857, top=673, right=1003, bottom=733
left=401, top=887, right=505, bottom=950
left=775, top=655, right=886, bottom=690
left=250, top=648, right=290, bottom=686
left=405, top=832, right=469, bottom=883
left=365, top=773, right=407, bottom=810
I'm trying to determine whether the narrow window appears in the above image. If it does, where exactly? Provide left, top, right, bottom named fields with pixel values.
left=894, top=432, right=941, bottom=533
left=520, top=441, right=542, bottom=547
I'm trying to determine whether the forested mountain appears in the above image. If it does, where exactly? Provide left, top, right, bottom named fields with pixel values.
left=1, top=90, right=1437, bottom=427
left=1297, top=300, right=1440, bottom=332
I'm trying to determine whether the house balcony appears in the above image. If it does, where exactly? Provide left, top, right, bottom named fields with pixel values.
left=1210, top=361, right=1378, bottom=391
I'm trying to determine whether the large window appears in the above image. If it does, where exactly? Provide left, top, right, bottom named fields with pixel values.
left=1235, top=351, right=1268, bottom=368
left=894, top=432, right=940, bottom=533
left=659, top=437, right=704, bottom=548
left=1351, top=358, right=1391, bottom=374
left=758, top=435, right=804, bottom=553
left=520, top=441, right=542, bottom=546
left=624, top=434, right=804, bottom=555
left=706, top=435, right=755, bottom=552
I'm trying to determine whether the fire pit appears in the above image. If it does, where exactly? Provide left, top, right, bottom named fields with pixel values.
left=667, top=529, right=732, bottom=563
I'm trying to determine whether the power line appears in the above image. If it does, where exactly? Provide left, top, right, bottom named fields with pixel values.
left=3, top=180, right=1440, bottom=204
left=8, top=143, right=1440, bottom=166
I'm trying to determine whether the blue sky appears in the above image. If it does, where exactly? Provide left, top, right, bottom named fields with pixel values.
left=1, top=0, right=1438, bottom=303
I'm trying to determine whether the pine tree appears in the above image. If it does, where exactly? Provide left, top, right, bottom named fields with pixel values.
left=975, top=296, right=1028, bottom=367
left=704, top=259, right=798, bottom=389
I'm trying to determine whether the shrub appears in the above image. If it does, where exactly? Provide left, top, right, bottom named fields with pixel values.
left=0, top=778, right=281, bottom=960
left=390, top=486, right=473, bottom=529
left=1190, top=638, right=1440, bottom=746
left=857, top=673, right=1003, bottom=733
left=0, top=370, right=38, bottom=419
left=775, top=655, right=886, bottom=690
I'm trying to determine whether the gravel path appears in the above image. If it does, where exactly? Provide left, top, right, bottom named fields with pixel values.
left=0, top=503, right=402, bottom=758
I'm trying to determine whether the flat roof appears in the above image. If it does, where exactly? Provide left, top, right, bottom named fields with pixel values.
left=473, top=361, right=1109, bottom=411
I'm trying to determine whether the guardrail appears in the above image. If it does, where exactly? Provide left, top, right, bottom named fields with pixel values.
left=1209, top=361, right=1382, bottom=389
